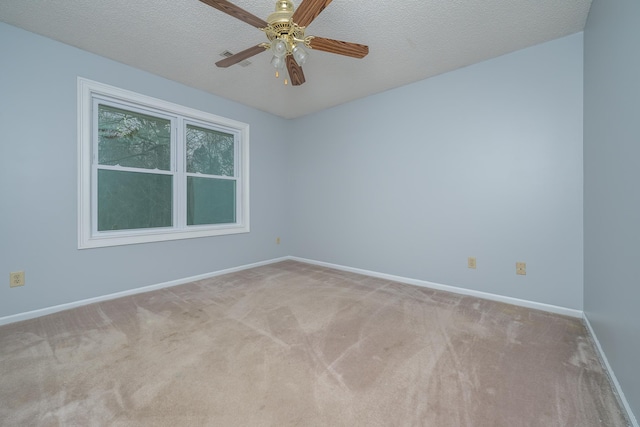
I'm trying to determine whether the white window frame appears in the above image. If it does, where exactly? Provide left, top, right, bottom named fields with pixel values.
left=78, top=77, right=249, bottom=249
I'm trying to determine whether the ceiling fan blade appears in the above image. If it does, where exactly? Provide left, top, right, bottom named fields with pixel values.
left=199, top=0, right=268, bottom=28
left=292, top=0, right=333, bottom=27
left=309, top=37, right=369, bottom=58
left=286, top=56, right=306, bottom=86
left=216, top=44, right=266, bottom=68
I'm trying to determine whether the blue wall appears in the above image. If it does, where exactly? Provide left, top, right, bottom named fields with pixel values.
left=0, top=22, right=290, bottom=318
left=289, top=34, right=584, bottom=310
left=0, top=23, right=585, bottom=316
left=584, top=0, right=640, bottom=422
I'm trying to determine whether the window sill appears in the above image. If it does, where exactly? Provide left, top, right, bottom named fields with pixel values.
left=78, top=224, right=250, bottom=249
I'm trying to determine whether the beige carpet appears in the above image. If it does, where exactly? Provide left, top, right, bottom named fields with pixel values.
left=0, top=261, right=629, bottom=426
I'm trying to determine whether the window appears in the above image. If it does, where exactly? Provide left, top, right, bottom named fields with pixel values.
left=78, top=78, right=249, bottom=248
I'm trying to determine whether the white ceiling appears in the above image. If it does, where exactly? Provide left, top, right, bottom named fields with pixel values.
left=0, top=0, right=592, bottom=119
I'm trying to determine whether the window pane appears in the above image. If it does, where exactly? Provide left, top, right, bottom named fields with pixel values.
left=98, top=104, right=171, bottom=170
left=186, top=125, right=234, bottom=176
left=98, top=169, right=172, bottom=231
left=187, top=177, right=236, bottom=225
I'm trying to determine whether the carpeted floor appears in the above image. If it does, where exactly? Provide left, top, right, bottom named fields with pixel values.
left=0, top=261, right=630, bottom=426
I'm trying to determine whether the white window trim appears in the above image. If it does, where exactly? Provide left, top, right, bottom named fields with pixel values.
left=77, top=77, right=250, bottom=249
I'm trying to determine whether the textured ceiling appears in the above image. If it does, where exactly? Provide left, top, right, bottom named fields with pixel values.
left=0, top=0, right=592, bottom=118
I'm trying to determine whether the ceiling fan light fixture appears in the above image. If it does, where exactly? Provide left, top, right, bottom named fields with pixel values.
left=271, top=55, right=286, bottom=70
left=292, top=44, right=309, bottom=65
left=271, top=38, right=288, bottom=58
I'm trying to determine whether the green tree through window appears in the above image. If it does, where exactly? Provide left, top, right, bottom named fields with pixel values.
left=97, top=105, right=173, bottom=231
left=78, top=78, right=249, bottom=249
left=98, top=105, right=171, bottom=170
left=186, top=125, right=236, bottom=225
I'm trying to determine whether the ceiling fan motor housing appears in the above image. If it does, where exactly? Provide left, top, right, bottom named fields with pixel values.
left=264, top=0, right=309, bottom=52
left=268, top=0, right=294, bottom=25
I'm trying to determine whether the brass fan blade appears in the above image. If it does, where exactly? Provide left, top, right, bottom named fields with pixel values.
left=292, top=0, right=333, bottom=28
left=199, top=0, right=268, bottom=28
left=286, top=56, right=306, bottom=86
left=216, top=45, right=266, bottom=68
left=309, top=37, right=369, bottom=58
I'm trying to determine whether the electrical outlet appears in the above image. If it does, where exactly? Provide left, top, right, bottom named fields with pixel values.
left=468, top=257, right=477, bottom=269
left=276, top=237, right=281, bottom=244
left=10, top=271, right=25, bottom=287
left=516, top=262, right=526, bottom=275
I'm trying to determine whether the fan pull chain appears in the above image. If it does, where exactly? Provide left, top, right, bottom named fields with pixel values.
left=275, top=70, right=287, bottom=85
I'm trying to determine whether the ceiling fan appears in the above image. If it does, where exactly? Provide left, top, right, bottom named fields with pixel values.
left=199, top=0, right=369, bottom=86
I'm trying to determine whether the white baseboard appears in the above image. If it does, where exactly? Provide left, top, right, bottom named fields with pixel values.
left=288, top=256, right=583, bottom=318
left=0, top=257, right=289, bottom=326
left=0, top=255, right=583, bottom=325
left=583, top=314, right=638, bottom=427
